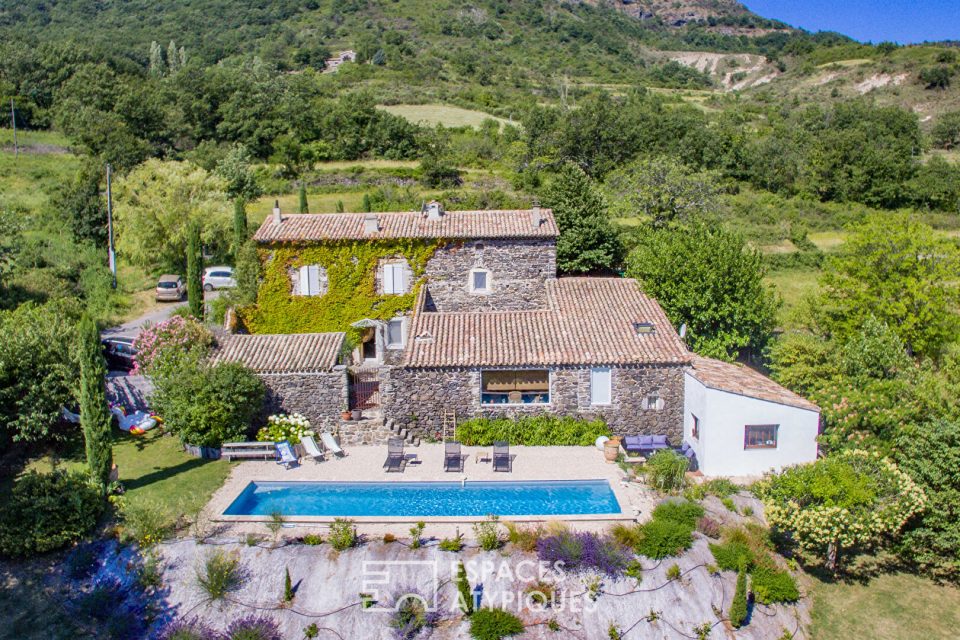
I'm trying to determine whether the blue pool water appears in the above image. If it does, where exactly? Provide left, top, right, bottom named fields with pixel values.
left=223, top=480, right=622, bottom=517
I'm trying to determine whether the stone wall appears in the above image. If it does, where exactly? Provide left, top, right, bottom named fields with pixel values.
left=383, top=364, right=685, bottom=444
left=260, top=367, right=348, bottom=431
left=423, top=238, right=556, bottom=312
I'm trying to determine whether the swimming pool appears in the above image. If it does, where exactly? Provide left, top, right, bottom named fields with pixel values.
left=223, top=480, right=622, bottom=517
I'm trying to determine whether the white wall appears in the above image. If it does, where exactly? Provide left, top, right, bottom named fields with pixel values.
left=683, top=372, right=819, bottom=477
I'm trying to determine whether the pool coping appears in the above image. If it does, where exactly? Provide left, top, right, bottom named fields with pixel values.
left=217, top=477, right=636, bottom=524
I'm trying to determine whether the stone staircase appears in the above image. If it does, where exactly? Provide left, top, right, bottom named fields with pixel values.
left=386, top=418, right=421, bottom=447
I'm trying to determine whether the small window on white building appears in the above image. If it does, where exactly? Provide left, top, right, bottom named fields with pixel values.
left=691, top=414, right=700, bottom=440
left=298, top=265, right=326, bottom=296
left=386, top=318, right=406, bottom=349
left=590, top=367, right=612, bottom=405
left=469, top=268, right=491, bottom=294
left=744, top=424, right=778, bottom=449
left=383, top=262, right=407, bottom=295
left=642, top=392, right=664, bottom=411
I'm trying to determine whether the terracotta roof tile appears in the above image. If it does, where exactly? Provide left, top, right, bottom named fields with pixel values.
left=214, top=333, right=345, bottom=373
left=253, top=209, right=558, bottom=242
left=403, top=278, right=692, bottom=367
left=688, top=355, right=820, bottom=412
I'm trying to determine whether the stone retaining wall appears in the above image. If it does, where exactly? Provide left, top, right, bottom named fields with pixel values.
left=260, top=368, right=348, bottom=431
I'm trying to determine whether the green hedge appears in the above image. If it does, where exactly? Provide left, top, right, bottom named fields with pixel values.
left=456, top=415, right=609, bottom=446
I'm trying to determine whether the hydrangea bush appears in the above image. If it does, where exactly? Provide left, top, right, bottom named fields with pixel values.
left=132, top=315, right=214, bottom=375
left=756, top=450, right=926, bottom=572
left=255, top=413, right=313, bottom=445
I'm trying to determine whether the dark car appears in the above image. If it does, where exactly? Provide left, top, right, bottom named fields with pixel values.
left=102, top=337, right=137, bottom=372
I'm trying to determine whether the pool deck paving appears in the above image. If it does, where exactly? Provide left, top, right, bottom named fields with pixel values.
left=205, top=444, right=656, bottom=537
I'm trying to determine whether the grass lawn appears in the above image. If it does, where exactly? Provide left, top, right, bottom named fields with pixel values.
left=766, top=266, right=820, bottom=327
left=811, top=573, right=960, bottom=640
left=378, top=103, right=510, bottom=129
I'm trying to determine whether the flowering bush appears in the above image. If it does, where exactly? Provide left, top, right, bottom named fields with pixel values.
left=255, top=413, right=313, bottom=445
left=755, top=450, right=926, bottom=572
left=537, top=531, right=632, bottom=576
left=224, top=615, right=282, bottom=640
left=133, top=315, right=214, bottom=375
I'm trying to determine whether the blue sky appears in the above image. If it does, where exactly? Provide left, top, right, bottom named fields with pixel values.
left=743, top=0, right=959, bottom=44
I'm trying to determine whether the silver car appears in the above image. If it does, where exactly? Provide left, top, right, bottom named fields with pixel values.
left=202, top=266, right=236, bottom=291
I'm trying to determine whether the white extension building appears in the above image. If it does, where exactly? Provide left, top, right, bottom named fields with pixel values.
left=684, top=355, right=821, bottom=477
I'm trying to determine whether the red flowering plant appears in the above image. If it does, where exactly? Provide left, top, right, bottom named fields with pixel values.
left=132, top=316, right=214, bottom=376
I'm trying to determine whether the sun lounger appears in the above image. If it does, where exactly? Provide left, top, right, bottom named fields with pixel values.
left=300, top=434, right=324, bottom=464
left=384, top=438, right=406, bottom=472
left=444, top=441, right=464, bottom=472
left=275, top=440, right=299, bottom=469
left=320, top=431, right=345, bottom=458
left=493, top=440, right=512, bottom=472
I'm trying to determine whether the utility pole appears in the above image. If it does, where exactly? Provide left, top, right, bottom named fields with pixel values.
left=10, top=99, right=18, bottom=158
left=106, top=164, right=117, bottom=289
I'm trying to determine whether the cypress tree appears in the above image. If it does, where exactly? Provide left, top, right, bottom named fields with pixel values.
left=233, top=198, right=248, bottom=256
left=298, top=183, right=309, bottom=213
left=362, top=193, right=372, bottom=212
left=186, top=221, right=203, bottom=318
left=456, top=561, right=473, bottom=615
left=79, top=314, right=112, bottom=489
left=729, top=559, right=748, bottom=628
left=284, top=566, right=294, bottom=602
left=167, top=40, right=179, bottom=73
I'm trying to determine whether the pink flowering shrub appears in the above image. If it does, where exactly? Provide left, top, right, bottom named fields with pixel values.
left=132, top=316, right=214, bottom=375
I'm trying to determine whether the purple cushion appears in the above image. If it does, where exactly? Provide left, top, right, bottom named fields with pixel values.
left=624, top=436, right=642, bottom=447
left=651, top=435, right=668, bottom=446
left=639, top=435, right=654, bottom=446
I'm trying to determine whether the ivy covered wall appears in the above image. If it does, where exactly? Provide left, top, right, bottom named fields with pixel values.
left=239, top=239, right=440, bottom=339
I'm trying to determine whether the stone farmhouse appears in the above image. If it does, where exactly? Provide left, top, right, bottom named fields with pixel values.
left=216, top=202, right=820, bottom=476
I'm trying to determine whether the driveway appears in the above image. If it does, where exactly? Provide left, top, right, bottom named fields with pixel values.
left=101, top=291, right=221, bottom=339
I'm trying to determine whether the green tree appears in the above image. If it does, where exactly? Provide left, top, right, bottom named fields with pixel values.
left=78, top=314, right=112, bottom=489
left=186, top=221, right=203, bottom=319
left=729, top=560, right=748, bottom=628
left=897, top=420, right=960, bottom=582
left=148, top=41, right=165, bottom=76
left=113, top=160, right=232, bottom=273
left=54, top=159, right=105, bottom=245
left=932, top=110, right=960, bottom=150
left=233, top=199, right=248, bottom=257
left=625, top=224, right=779, bottom=360
left=604, top=156, right=720, bottom=227
left=456, top=561, right=474, bottom=615
left=817, top=213, right=960, bottom=359
left=541, top=162, right=623, bottom=274
left=298, top=183, right=309, bottom=214
left=215, top=144, right=262, bottom=202
left=232, top=240, right=260, bottom=306
left=920, top=65, right=953, bottom=90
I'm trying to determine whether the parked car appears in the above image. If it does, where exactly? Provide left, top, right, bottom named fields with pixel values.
left=102, top=337, right=137, bottom=372
left=202, top=266, right=236, bottom=291
left=156, top=274, right=185, bottom=301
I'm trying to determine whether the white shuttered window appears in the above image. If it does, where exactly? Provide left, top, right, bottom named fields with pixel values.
left=590, top=367, right=612, bottom=405
left=383, top=263, right=406, bottom=294
left=299, top=265, right=323, bottom=296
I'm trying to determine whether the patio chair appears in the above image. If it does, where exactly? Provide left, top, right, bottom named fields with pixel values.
left=492, top=440, right=512, bottom=472
left=320, top=431, right=345, bottom=459
left=300, top=434, right=324, bottom=464
left=275, top=440, right=299, bottom=469
left=444, top=441, right=464, bottom=472
left=384, top=438, right=406, bottom=472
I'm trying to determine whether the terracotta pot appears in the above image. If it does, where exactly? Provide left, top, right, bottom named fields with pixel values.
left=341, top=411, right=352, bottom=420
left=603, top=440, right=620, bottom=463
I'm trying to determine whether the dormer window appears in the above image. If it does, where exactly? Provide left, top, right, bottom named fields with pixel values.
left=469, top=268, right=491, bottom=294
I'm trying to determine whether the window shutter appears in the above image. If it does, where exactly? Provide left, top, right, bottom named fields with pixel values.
left=299, top=266, right=310, bottom=296
left=590, top=367, right=612, bottom=405
left=395, top=265, right=406, bottom=293
left=307, top=265, right=320, bottom=295
left=385, top=263, right=404, bottom=294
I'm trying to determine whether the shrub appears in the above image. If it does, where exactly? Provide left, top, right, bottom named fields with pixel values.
left=157, top=618, right=219, bottom=640
left=383, top=533, right=398, bottom=544
left=696, top=516, right=722, bottom=539
left=328, top=518, right=356, bottom=551
left=686, top=478, right=739, bottom=501
left=625, top=559, right=644, bottom=583
left=283, top=566, right=294, bottom=602
left=709, top=540, right=757, bottom=572
left=666, top=563, right=681, bottom=580
left=505, top=522, right=545, bottom=552
left=721, top=497, right=737, bottom=513
left=456, top=561, right=474, bottom=615
left=301, top=533, right=323, bottom=545
left=525, top=580, right=556, bottom=606
left=635, top=519, right=693, bottom=559
left=610, top=523, right=643, bottom=549
left=645, top=450, right=689, bottom=493
left=0, top=470, right=103, bottom=557
left=651, top=501, right=704, bottom=528
left=537, top=531, right=631, bottom=576
left=196, top=550, right=244, bottom=601
left=751, top=565, right=799, bottom=604
left=138, top=550, right=163, bottom=590
left=133, top=315, right=213, bottom=375
left=440, top=535, right=464, bottom=552
left=474, top=515, right=503, bottom=551
left=729, top=561, right=748, bottom=628
left=225, top=615, right=282, bottom=640
left=119, top=498, right=172, bottom=547
left=469, top=608, right=525, bottom=640
left=389, top=588, right=440, bottom=640
left=409, top=521, right=426, bottom=549
left=256, top=413, right=313, bottom=445
left=457, top=415, right=609, bottom=446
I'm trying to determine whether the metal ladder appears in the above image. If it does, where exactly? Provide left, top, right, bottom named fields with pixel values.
left=442, top=409, right=457, bottom=442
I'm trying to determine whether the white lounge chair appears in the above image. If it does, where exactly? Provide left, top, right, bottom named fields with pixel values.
left=320, top=431, right=345, bottom=459
left=300, top=434, right=324, bottom=464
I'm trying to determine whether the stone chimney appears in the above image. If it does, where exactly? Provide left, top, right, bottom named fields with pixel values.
left=363, top=213, right=380, bottom=234
left=423, top=200, right=444, bottom=221
left=272, top=200, right=282, bottom=224
left=530, top=203, right=544, bottom=228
